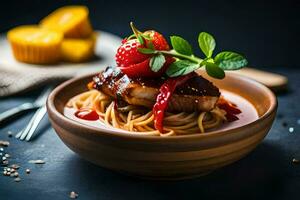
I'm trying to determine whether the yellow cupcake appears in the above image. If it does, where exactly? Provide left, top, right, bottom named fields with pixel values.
left=40, top=6, right=93, bottom=38
left=7, top=25, right=63, bottom=64
left=61, top=32, right=97, bottom=62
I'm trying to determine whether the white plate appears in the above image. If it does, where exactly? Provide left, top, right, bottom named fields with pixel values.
left=0, top=30, right=122, bottom=77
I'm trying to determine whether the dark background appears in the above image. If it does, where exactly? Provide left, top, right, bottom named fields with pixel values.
left=1, top=1, right=300, bottom=200
left=0, top=0, right=299, bottom=68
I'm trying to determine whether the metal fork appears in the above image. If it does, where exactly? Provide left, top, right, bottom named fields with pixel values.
left=15, top=88, right=52, bottom=141
left=0, top=87, right=52, bottom=125
left=15, top=106, right=47, bottom=141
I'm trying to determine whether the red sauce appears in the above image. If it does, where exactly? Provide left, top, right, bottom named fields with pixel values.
left=153, top=73, right=196, bottom=133
left=217, top=97, right=241, bottom=122
left=75, top=109, right=99, bottom=121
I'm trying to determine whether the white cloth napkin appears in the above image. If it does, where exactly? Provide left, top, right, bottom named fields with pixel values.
left=0, top=31, right=122, bottom=97
left=0, top=67, right=72, bottom=97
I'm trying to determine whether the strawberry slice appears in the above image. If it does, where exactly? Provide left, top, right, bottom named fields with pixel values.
left=115, top=26, right=173, bottom=78
left=119, top=56, right=175, bottom=78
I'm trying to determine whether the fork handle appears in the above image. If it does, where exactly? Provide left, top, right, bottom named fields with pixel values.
left=0, top=103, right=38, bottom=125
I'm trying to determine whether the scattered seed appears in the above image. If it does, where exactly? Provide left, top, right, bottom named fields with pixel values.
left=7, top=131, right=13, bottom=137
left=6, top=168, right=11, bottom=172
left=292, top=158, right=299, bottom=164
left=14, top=177, right=21, bottom=182
left=26, top=169, right=30, bottom=174
left=28, top=160, right=45, bottom=164
left=0, top=148, right=3, bottom=151
left=13, top=172, right=19, bottom=177
left=7, top=171, right=11, bottom=176
left=289, top=127, right=294, bottom=133
left=10, top=164, right=20, bottom=169
left=1, top=160, right=8, bottom=166
left=70, top=191, right=78, bottom=199
left=2, top=156, right=7, bottom=161
left=3, top=171, right=7, bottom=176
left=0, top=140, right=10, bottom=147
left=4, top=154, right=10, bottom=158
left=10, top=168, right=15, bottom=173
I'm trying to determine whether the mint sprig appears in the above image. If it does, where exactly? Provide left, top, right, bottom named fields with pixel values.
left=205, top=62, right=225, bottom=79
left=214, top=51, right=248, bottom=70
left=130, top=22, right=248, bottom=79
left=170, top=36, right=193, bottom=56
left=150, top=53, right=166, bottom=72
left=166, top=60, right=199, bottom=77
left=198, top=32, right=216, bottom=58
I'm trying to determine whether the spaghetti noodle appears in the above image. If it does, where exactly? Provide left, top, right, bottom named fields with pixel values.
left=66, top=89, right=227, bottom=136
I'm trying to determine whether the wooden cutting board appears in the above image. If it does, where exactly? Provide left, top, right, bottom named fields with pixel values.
left=231, top=67, right=288, bottom=92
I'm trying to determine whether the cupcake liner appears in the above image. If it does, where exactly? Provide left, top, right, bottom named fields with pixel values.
left=9, top=38, right=61, bottom=64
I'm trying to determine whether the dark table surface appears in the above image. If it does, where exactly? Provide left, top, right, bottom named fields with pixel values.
left=0, top=66, right=299, bottom=200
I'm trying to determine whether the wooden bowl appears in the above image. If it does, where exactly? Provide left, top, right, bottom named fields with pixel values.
left=47, top=72, right=277, bottom=180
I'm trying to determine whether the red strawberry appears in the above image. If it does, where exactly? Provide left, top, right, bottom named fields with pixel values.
left=119, top=56, right=175, bottom=78
left=144, top=30, right=170, bottom=50
left=115, top=28, right=173, bottom=78
left=115, top=39, right=149, bottom=68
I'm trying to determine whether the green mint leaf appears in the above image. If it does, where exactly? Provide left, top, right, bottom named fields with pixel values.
left=214, top=51, right=248, bottom=70
left=205, top=62, right=225, bottom=79
left=137, top=34, right=144, bottom=45
left=170, top=36, right=193, bottom=56
left=166, top=60, right=200, bottom=77
left=198, top=32, right=216, bottom=58
left=137, top=48, right=156, bottom=54
left=150, top=53, right=166, bottom=72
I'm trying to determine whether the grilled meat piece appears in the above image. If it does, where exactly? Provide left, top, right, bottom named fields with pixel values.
left=92, top=66, right=220, bottom=112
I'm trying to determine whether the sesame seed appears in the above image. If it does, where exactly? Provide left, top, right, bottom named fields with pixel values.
left=28, top=160, right=45, bottom=164
left=70, top=191, right=78, bottom=199
left=289, top=127, right=294, bottom=133
left=292, top=158, right=299, bottom=164
left=1, top=160, right=8, bottom=166
left=14, top=177, right=21, bottom=182
left=10, top=164, right=20, bottom=169
left=26, top=169, right=30, bottom=174
left=0, top=140, right=9, bottom=147
left=7, top=131, right=13, bottom=137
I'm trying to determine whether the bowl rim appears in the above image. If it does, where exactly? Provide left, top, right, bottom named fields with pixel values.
left=47, top=72, right=277, bottom=141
